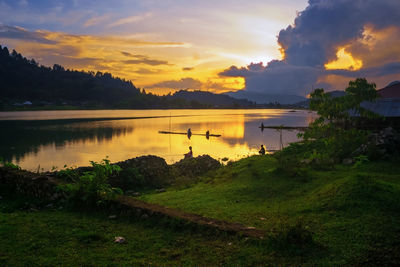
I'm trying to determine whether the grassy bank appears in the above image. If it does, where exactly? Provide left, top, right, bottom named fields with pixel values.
left=1, top=155, right=399, bottom=265
left=0, top=194, right=319, bottom=266
left=140, top=155, right=400, bottom=265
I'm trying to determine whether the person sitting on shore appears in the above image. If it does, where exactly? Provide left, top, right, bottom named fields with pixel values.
left=184, top=146, right=193, bottom=159
left=259, top=145, right=265, bottom=155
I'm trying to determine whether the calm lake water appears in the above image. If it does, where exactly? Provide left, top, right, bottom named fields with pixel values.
left=0, top=109, right=315, bottom=171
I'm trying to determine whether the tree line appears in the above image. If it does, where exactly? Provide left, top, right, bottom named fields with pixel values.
left=0, top=45, right=255, bottom=110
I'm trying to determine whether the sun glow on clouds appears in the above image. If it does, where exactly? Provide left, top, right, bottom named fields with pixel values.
left=0, top=0, right=310, bottom=95
left=325, top=47, right=363, bottom=71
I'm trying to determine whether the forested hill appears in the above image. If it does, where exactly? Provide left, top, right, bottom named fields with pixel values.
left=0, top=45, right=144, bottom=107
left=0, top=45, right=260, bottom=110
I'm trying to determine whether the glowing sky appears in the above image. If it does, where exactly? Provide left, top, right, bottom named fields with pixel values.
left=0, top=0, right=399, bottom=96
left=0, top=0, right=308, bottom=94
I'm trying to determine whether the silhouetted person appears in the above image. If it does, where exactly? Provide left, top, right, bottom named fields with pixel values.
left=206, top=130, right=210, bottom=140
left=184, top=146, right=193, bottom=159
left=259, top=145, right=265, bottom=155
left=260, top=123, right=265, bottom=132
left=187, top=128, right=192, bottom=139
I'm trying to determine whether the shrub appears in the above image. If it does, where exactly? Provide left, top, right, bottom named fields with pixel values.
left=0, top=158, right=20, bottom=170
left=59, top=158, right=122, bottom=207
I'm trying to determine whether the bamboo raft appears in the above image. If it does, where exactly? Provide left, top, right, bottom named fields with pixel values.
left=158, top=131, right=221, bottom=137
left=259, top=125, right=308, bottom=131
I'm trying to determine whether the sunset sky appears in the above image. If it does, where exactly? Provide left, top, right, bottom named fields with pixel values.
left=1, top=0, right=399, bottom=96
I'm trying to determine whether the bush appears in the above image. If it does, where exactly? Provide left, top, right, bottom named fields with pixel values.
left=59, top=158, right=122, bottom=207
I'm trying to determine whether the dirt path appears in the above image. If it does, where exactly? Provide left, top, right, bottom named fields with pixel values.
left=117, top=195, right=266, bottom=239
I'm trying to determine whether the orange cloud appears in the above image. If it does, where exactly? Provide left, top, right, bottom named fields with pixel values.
left=324, top=47, right=363, bottom=70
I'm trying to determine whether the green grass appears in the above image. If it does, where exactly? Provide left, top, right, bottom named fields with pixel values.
left=0, top=194, right=323, bottom=266
left=140, top=155, right=400, bottom=265
left=1, top=155, right=399, bottom=265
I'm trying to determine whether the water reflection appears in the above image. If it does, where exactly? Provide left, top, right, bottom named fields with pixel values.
left=0, top=109, right=314, bottom=171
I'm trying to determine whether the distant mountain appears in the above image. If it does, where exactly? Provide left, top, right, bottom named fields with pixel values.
left=224, top=90, right=306, bottom=105
left=168, top=90, right=255, bottom=107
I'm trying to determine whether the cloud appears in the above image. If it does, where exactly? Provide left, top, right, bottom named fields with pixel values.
left=83, top=14, right=111, bottom=28
left=121, top=51, right=134, bottom=57
left=122, top=54, right=170, bottom=66
left=328, top=61, right=400, bottom=78
left=133, top=68, right=163, bottom=75
left=0, top=25, right=57, bottom=44
left=109, top=12, right=153, bottom=28
left=220, top=61, right=322, bottom=95
left=0, top=25, right=188, bottom=48
left=147, top=78, right=203, bottom=90
left=220, top=0, right=400, bottom=95
left=18, top=0, right=28, bottom=8
left=182, top=67, right=194, bottom=71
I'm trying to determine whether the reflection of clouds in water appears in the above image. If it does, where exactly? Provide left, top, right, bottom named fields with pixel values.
left=2, top=110, right=314, bottom=170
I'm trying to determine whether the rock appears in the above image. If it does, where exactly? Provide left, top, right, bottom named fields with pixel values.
left=108, top=215, right=117, bottom=219
left=141, top=214, right=149, bottom=219
left=342, top=158, right=354, bottom=165
left=381, top=127, right=394, bottom=137
left=125, top=190, right=141, bottom=197
left=156, top=188, right=166, bottom=193
left=171, top=155, right=221, bottom=179
left=46, top=203, right=53, bottom=208
left=114, top=236, right=125, bottom=244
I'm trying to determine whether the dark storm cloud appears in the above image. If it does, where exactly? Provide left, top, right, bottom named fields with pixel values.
left=328, top=61, right=400, bottom=78
left=221, top=0, right=400, bottom=96
left=278, top=0, right=400, bottom=67
left=0, top=25, right=56, bottom=44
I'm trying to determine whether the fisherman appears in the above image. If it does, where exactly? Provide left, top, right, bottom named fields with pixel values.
left=184, top=146, right=193, bottom=159
left=187, top=128, right=192, bottom=139
left=259, top=144, right=266, bottom=155
left=206, top=130, right=210, bottom=139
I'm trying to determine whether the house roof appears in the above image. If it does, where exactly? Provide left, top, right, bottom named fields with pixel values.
left=361, top=98, right=400, bottom=117
left=377, top=82, right=400, bottom=98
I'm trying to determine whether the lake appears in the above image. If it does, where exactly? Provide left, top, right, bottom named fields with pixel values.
left=0, top=109, right=315, bottom=171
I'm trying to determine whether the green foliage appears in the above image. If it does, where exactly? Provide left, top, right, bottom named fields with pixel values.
left=353, top=155, right=369, bottom=168
left=308, top=78, right=378, bottom=127
left=114, top=167, right=145, bottom=189
left=279, top=78, right=379, bottom=170
left=59, top=158, right=122, bottom=207
left=0, top=158, right=20, bottom=170
left=56, top=165, right=80, bottom=182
